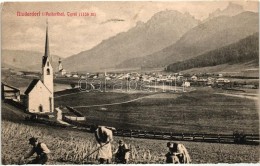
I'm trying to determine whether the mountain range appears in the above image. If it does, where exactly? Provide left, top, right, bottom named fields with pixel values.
left=205, top=2, right=244, bottom=21
left=117, top=11, right=258, bottom=69
left=166, top=32, right=259, bottom=72
left=2, top=3, right=258, bottom=73
left=63, top=10, right=199, bottom=71
left=2, top=49, right=61, bottom=71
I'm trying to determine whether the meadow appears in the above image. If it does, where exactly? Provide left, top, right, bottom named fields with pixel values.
left=55, top=87, right=259, bottom=134
left=2, top=120, right=259, bottom=164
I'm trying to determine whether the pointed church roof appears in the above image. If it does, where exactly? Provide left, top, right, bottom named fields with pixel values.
left=24, top=79, right=40, bottom=95
left=42, top=20, right=52, bottom=67
left=25, top=79, right=52, bottom=95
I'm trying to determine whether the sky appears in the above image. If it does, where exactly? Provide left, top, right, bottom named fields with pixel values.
left=2, top=1, right=259, bottom=58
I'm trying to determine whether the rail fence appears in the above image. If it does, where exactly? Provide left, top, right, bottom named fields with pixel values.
left=61, top=115, right=259, bottom=145
left=113, top=129, right=259, bottom=145
left=65, top=106, right=84, bottom=117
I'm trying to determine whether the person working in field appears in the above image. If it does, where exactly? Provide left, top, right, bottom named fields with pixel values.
left=165, top=142, right=191, bottom=164
left=114, top=140, right=130, bottom=164
left=93, top=126, right=114, bottom=164
left=20, top=137, right=50, bottom=164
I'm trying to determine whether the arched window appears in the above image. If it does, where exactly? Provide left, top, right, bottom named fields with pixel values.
left=39, top=105, right=43, bottom=112
left=47, top=68, right=50, bottom=75
left=47, top=62, right=49, bottom=66
left=49, top=97, right=52, bottom=112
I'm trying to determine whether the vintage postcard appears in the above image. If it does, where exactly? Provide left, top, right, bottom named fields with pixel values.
left=1, top=1, right=259, bottom=164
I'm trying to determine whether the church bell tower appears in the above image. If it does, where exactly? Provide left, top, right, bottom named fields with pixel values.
left=42, top=20, right=53, bottom=93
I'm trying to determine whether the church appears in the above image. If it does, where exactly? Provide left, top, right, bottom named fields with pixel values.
left=24, top=22, right=54, bottom=113
left=58, top=58, right=66, bottom=76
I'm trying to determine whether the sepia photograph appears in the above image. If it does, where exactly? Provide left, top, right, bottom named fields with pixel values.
left=1, top=1, right=259, bottom=164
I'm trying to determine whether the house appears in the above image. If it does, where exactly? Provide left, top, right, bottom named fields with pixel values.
left=182, top=81, right=191, bottom=87
left=191, top=75, right=198, bottom=81
left=24, top=21, right=54, bottom=113
left=72, top=74, right=79, bottom=78
left=65, top=73, right=72, bottom=77
left=1, top=82, right=20, bottom=101
left=80, top=75, right=86, bottom=79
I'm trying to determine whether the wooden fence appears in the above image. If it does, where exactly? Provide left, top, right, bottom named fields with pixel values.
left=66, top=106, right=84, bottom=117
left=113, top=129, right=259, bottom=145
left=61, top=116, right=259, bottom=145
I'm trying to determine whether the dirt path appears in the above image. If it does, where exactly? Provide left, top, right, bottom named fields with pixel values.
left=215, top=93, right=258, bottom=101
left=54, top=91, right=87, bottom=98
left=72, top=94, right=153, bottom=108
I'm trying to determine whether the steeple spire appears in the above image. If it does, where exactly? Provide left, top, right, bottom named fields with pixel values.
left=44, top=19, right=51, bottom=62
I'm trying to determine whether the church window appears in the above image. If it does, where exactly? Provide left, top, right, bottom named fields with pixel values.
left=47, top=68, right=50, bottom=75
left=39, top=105, right=43, bottom=112
left=47, top=62, right=49, bottom=66
left=49, top=97, right=52, bottom=112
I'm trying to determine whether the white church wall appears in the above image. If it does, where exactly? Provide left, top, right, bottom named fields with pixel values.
left=28, top=81, right=52, bottom=113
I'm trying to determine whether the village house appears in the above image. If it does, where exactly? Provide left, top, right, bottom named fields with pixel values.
left=1, top=82, right=21, bottom=101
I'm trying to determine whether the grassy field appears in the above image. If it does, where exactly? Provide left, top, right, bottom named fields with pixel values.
left=55, top=91, right=151, bottom=107
left=55, top=87, right=259, bottom=134
left=1, top=71, right=259, bottom=164
left=2, top=120, right=259, bottom=164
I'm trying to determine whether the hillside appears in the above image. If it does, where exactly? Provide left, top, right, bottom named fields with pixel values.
left=117, top=11, right=259, bottom=68
left=2, top=120, right=259, bottom=164
left=2, top=49, right=61, bottom=72
left=63, top=10, right=199, bottom=71
left=166, top=33, right=259, bottom=72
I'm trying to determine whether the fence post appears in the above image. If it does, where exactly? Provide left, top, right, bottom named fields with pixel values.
left=182, top=133, right=184, bottom=140
left=218, top=134, right=220, bottom=143
left=130, top=130, right=132, bottom=137
left=170, top=132, right=173, bottom=140
left=153, top=132, right=156, bottom=139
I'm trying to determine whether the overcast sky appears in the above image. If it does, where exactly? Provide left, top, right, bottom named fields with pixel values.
left=2, top=1, right=258, bottom=58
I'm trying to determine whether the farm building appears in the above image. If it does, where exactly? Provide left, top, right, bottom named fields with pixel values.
left=24, top=21, right=54, bottom=113
left=182, top=81, right=191, bottom=87
left=1, top=82, right=20, bottom=101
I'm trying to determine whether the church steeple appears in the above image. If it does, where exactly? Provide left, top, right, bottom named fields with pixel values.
left=58, top=58, right=63, bottom=71
left=44, top=20, right=51, bottom=63
left=42, top=20, right=53, bottom=94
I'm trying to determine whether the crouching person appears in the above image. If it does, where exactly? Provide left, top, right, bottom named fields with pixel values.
left=165, top=142, right=191, bottom=164
left=114, top=140, right=130, bottom=164
left=20, top=137, right=50, bottom=164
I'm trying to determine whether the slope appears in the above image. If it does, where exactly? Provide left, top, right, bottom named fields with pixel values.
left=117, top=11, right=258, bottom=68
left=166, top=33, right=259, bottom=72
left=2, top=49, right=61, bottom=72
left=63, top=10, right=199, bottom=71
